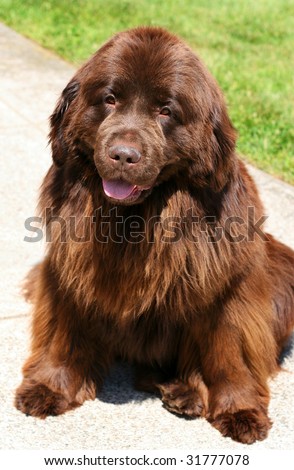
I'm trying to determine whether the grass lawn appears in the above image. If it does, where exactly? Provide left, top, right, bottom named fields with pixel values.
left=1, top=0, right=293, bottom=183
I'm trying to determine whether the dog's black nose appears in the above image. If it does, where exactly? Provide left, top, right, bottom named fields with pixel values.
left=108, top=145, right=141, bottom=164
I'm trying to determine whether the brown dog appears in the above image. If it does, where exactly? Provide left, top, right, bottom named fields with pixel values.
left=15, top=27, right=294, bottom=444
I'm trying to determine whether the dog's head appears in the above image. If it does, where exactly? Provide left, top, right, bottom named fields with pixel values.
left=50, top=27, right=237, bottom=205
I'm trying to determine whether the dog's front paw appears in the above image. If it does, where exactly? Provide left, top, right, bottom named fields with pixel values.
left=15, top=380, right=77, bottom=419
left=210, top=409, right=272, bottom=444
left=159, top=380, right=206, bottom=418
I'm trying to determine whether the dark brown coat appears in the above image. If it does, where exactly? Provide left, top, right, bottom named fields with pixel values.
left=16, top=27, right=294, bottom=444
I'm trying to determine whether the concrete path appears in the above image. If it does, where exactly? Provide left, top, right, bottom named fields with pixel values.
left=0, top=23, right=293, bottom=450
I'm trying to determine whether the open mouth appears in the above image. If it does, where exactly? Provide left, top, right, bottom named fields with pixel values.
left=102, top=179, right=152, bottom=202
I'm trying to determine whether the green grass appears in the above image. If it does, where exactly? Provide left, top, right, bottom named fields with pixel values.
left=1, top=0, right=293, bottom=183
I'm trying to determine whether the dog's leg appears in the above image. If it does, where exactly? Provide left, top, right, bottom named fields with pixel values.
left=134, top=364, right=170, bottom=394
left=134, top=362, right=207, bottom=417
left=154, top=336, right=209, bottom=418
left=198, top=276, right=277, bottom=443
left=158, top=372, right=208, bottom=418
left=15, top=261, right=111, bottom=418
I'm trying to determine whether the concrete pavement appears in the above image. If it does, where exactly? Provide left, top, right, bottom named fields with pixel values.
left=0, top=22, right=293, bottom=450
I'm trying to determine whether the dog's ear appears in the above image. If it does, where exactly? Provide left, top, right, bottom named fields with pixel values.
left=49, top=80, right=80, bottom=166
left=209, top=103, right=237, bottom=192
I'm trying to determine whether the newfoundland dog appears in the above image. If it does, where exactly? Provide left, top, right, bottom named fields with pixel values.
left=15, top=27, right=294, bottom=444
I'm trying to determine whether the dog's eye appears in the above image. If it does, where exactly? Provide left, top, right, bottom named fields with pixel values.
left=159, top=106, right=171, bottom=117
left=104, top=94, right=116, bottom=106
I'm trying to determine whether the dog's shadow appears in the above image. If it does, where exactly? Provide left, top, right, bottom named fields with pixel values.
left=278, top=332, right=294, bottom=364
left=98, top=362, right=155, bottom=405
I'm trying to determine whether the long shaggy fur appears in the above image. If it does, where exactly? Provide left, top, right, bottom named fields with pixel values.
left=15, top=27, right=294, bottom=444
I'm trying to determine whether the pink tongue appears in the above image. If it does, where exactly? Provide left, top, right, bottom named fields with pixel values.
left=102, top=179, right=137, bottom=200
